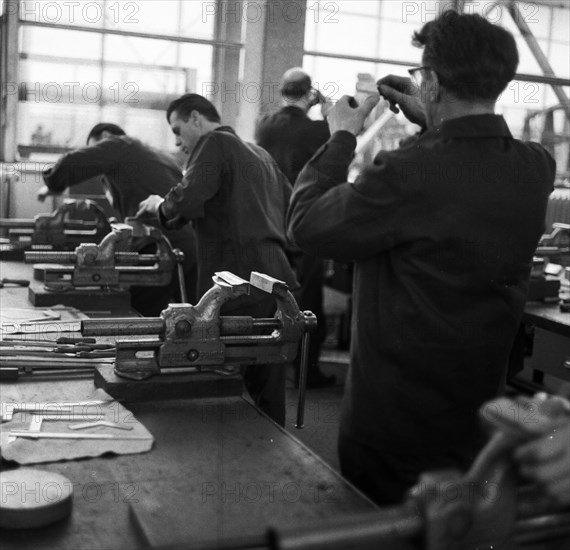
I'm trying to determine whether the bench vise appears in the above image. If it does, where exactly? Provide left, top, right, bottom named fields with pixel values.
left=25, top=221, right=179, bottom=290
left=536, top=223, right=570, bottom=267
left=82, top=271, right=317, bottom=381
left=0, top=199, right=112, bottom=250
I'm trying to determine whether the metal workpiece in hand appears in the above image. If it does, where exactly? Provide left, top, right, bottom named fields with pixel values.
left=24, top=221, right=178, bottom=290
left=82, top=270, right=317, bottom=380
left=0, top=199, right=112, bottom=250
left=270, top=394, right=570, bottom=549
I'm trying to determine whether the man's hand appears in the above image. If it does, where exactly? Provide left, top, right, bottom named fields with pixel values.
left=514, top=420, right=570, bottom=507
left=377, top=75, right=427, bottom=128
left=327, top=94, right=380, bottom=136
left=136, top=194, right=164, bottom=219
left=37, top=184, right=56, bottom=203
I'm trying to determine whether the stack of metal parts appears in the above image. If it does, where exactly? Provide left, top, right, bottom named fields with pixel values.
left=0, top=336, right=115, bottom=380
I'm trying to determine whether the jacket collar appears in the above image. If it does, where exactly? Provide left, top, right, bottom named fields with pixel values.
left=428, top=114, right=513, bottom=140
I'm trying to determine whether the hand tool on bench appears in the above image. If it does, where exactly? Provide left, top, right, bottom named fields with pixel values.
left=0, top=278, right=30, bottom=289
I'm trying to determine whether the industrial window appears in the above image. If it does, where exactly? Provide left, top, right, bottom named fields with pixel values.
left=304, top=0, right=569, bottom=182
left=8, top=0, right=238, bottom=159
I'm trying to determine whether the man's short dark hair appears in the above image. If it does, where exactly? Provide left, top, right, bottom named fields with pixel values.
left=86, top=123, right=125, bottom=144
left=167, top=93, right=221, bottom=123
left=412, top=11, right=519, bottom=101
left=281, top=74, right=312, bottom=101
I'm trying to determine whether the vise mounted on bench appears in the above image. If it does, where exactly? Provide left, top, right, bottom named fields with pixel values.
left=82, top=271, right=317, bottom=426
left=25, top=220, right=181, bottom=290
left=0, top=199, right=112, bottom=254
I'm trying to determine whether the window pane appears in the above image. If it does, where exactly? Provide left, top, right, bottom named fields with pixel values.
left=18, top=102, right=102, bottom=149
left=551, top=7, right=570, bottom=42
left=335, top=1, right=380, bottom=16
left=101, top=67, right=186, bottom=97
left=179, top=43, right=214, bottom=93
left=20, top=27, right=102, bottom=59
left=104, top=0, right=215, bottom=40
left=378, top=21, right=421, bottom=62
left=104, top=35, right=177, bottom=66
left=308, top=13, right=380, bottom=57
left=106, top=0, right=181, bottom=35
left=100, top=104, right=177, bottom=153
left=181, top=0, right=215, bottom=39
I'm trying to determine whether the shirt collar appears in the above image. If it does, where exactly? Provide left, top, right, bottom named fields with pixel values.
left=213, top=125, right=236, bottom=135
left=428, top=114, right=513, bottom=140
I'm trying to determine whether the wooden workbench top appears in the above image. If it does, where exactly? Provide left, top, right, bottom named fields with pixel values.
left=524, top=301, right=570, bottom=337
left=0, top=259, right=376, bottom=548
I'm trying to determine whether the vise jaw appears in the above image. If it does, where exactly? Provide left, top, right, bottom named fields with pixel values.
left=82, top=271, right=317, bottom=381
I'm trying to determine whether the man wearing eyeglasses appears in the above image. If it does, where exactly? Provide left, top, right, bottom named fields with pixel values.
left=287, top=11, right=555, bottom=505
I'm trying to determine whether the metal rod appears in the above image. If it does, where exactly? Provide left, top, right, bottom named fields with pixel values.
left=175, top=250, right=188, bottom=303
left=9, top=431, right=152, bottom=440
left=295, top=332, right=311, bottom=430
left=82, top=318, right=164, bottom=336
left=82, top=317, right=282, bottom=337
left=268, top=506, right=422, bottom=550
left=0, top=218, right=36, bottom=228
left=25, top=251, right=159, bottom=265
left=355, top=109, right=395, bottom=155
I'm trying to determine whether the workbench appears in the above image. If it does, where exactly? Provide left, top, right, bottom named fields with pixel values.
left=0, top=260, right=377, bottom=549
left=523, top=301, right=570, bottom=385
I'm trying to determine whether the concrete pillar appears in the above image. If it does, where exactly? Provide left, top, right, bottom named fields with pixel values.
left=259, top=0, right=307, bottom=116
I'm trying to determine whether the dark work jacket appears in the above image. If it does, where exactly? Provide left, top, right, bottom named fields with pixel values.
left=288, top=115, right=555, bottom=470
left=43, top=136, right=198, bottom=301
left=160, top=126, right=297, bottom=298
left=255, top=105, right=331, bottom=184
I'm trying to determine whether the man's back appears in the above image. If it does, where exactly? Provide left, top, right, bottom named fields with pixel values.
left=339, top=115, right=554, bottom=462
left=164, top=126, right=297, bottom=297
left=289, top=113, right=555, bottom=467
left=44, top=135, right=182, bottom=221
left=256, top=106, right=330, bottom=184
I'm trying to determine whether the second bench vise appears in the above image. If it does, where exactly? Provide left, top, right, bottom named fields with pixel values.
left=25, top=221, right=180, bottom=290
left=0, top=199, right=112, bottom=250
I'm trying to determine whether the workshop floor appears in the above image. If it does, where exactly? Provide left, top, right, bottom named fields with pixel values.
left=284, top=351, right=348, bottom=472
left=283, top=285, right=352, bottom=472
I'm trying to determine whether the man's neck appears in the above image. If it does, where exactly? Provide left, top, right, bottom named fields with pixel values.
left=203, top=121, right=222, bottom=133
left=428, top=98, right=496, bottom=128
left=281, top=98, right=309, bottom=113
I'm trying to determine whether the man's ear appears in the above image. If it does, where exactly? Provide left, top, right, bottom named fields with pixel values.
left=189, top=110, right=202, bottom=126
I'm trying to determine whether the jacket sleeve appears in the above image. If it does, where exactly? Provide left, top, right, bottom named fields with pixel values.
left=159, top=134, right=223, bottom=228
left=287, top=131, right=414, bottom=262
left=42, top=138, right=127, bottom=192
